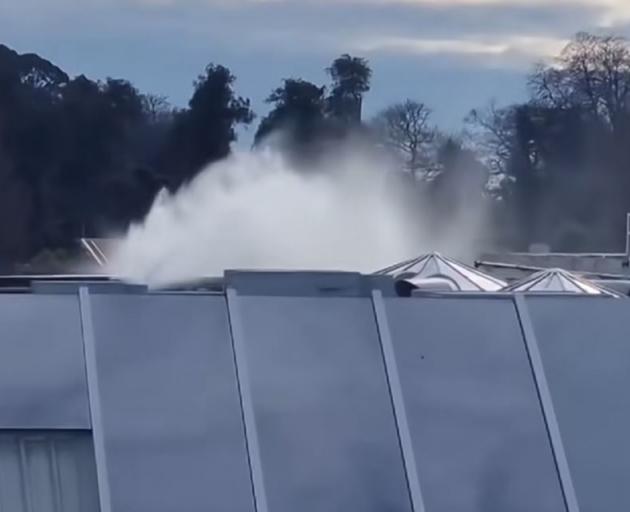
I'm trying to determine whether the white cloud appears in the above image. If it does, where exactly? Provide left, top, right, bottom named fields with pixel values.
left=123, top=0, right=630, bottom=27
left=596, top=0, right=630, bottom=25
left=353, top=35, right=570, bottom=66
left=367, top=0, right=630, bottom=26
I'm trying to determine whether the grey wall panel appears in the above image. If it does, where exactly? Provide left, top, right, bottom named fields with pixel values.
left=233, top=293, right=412, bottom=512
left=384, top=297, right=565, bottom=512
left=527, top=297, right=630, bottom=512
left=0, top=295, right=90, bottom=428
left=88, top=294, right=254, bottom=512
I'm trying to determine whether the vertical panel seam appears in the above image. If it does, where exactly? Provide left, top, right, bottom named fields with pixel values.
left=78, top=287, right=112, bottom=512
left=225, top=288, right=269, bottom=512
left=371, top=291, right=427, bottom=512
left=0, top=439, right=3, bottom=512
left=514, top=294, right=580, bottom=512
left=18, top=440, right=33, bottom=512
left=49, top=441, right=63, bottom=512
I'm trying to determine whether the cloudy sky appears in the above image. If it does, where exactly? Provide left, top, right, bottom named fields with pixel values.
left=2, top=0, right=630, bottom=137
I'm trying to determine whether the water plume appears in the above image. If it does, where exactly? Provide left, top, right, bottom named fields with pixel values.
left=108, top=143, right=488, bottom=286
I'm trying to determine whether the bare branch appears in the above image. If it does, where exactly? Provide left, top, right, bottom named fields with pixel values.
left=372, top=99, right=435, bottom=176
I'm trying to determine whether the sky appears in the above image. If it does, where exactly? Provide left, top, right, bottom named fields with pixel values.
left=1, top=0, right=630, bottom=139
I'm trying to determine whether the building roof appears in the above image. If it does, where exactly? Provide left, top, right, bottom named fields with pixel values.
left=375, top=252, right=506, bottom=292
left=502, top=268, right=622, bottom=297
left=0, top=270, right=625, bottom=510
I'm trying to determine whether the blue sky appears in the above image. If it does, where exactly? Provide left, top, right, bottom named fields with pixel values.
left=2, top=0, right=630, bottom=139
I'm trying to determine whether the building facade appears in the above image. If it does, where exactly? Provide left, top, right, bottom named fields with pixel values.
left=0, top=271, right=628, bottom=512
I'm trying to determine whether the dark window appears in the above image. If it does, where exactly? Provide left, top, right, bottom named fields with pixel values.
left=0, top=430, right=100, bottom=512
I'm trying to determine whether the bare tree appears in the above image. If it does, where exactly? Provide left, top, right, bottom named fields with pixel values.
left=528, top=63, right=574, bottom=110
left=141, top=94, right=172, bottom=124
left=465, top=100, right=517, bottom=176
left=373, top=100, right=435, bottom=178
left=529, top=32, right=630, bottom=131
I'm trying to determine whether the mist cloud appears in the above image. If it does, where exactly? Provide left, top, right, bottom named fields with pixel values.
left=109, top=145, right=488, bottom=286
left=109, top=148, right=417, bottom=285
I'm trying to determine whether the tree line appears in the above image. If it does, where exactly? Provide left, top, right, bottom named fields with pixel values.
left=1, top=32, right=630, bottom=271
